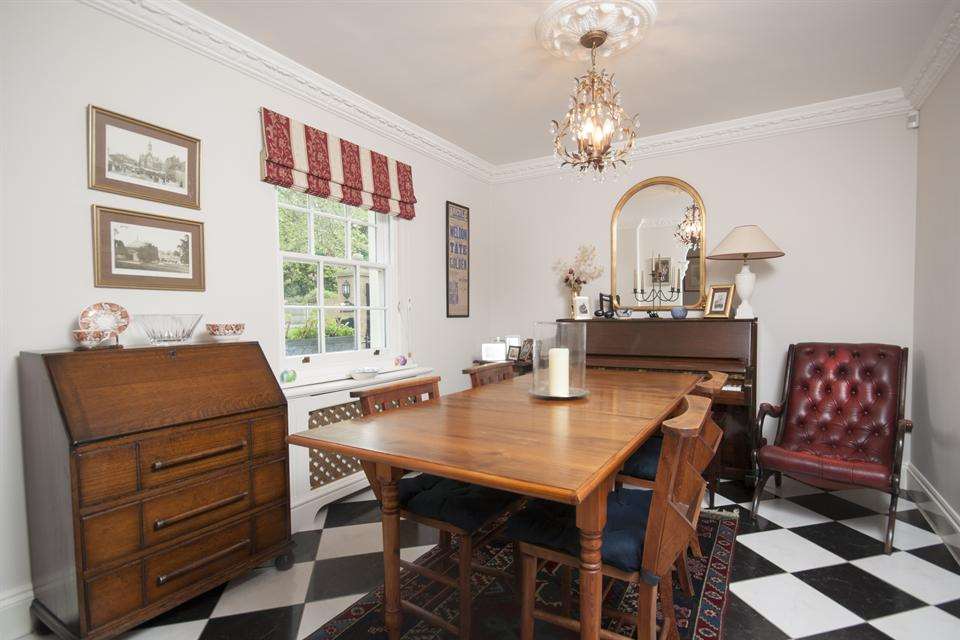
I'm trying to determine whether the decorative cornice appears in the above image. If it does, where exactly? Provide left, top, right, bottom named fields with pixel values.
left=491, top=88, right=912, bottom=183
left=79, top=1, right=918, bottom=187
left=902, top=0, right=960, bottom=108
left=78, top=0, right=496, bottom=181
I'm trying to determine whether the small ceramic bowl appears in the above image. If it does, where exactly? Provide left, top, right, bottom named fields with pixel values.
left=206, top=323, right=246, bottom=340
left=349, top=367, right=379, bottom=381
left=72, top=329, right=113, bottom=349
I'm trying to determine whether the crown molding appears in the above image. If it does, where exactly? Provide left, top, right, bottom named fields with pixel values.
left=78, top=0, right=495, bottom=181
left=491, top=88, right=912, bottom=183
left=902, top=0, right=960, bottom=108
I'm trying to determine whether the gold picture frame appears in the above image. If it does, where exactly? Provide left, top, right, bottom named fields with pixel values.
left=88, top=105, right=201, bottom=209
left=92, top=205, right=205, bottom=291
left=704, top=284, right=736, bottom=318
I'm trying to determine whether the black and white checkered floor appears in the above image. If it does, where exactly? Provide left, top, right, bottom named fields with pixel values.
left=20, top=478, right=960, bottom=640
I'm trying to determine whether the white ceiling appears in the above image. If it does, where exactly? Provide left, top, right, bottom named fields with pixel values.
left=185, top=0, right=947, bottom=165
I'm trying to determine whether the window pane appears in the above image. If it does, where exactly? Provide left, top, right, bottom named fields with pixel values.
left=323, top=264, right=355, bottom=306
left=350, top=223, right=377, bottom=262
left=358, top=309, right=385, bottom=351
left=349, top=207, right=377, bottom=224
left=325, top=309, right=356, bottom=352
left=314, top=215, right=347, bottom=258
left=278, top=207, right=308, bottom=253
left=314, top=198, right=347, bottom=217
left=277, top=187, right=310, bottom=208
left=358, top=267, right=385, bottom=306
left=283, top=261, right=317, bottom=305
left=284, top=308, right=319, bottom=356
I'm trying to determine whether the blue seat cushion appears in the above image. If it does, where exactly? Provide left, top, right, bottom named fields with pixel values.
left=503, top=489, right=652, bottom=573
left=397, top=474, right=518, bottom=533
left=621, top=436, right=662, bottom=481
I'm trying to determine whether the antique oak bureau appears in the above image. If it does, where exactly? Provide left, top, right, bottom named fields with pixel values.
left=19, top=342, right=292, bottom=640
left=558, top=317, right=759, bottom=484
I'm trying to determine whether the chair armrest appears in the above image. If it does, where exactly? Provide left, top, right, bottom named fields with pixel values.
left=898, top=418, right=914, bottom=434
left=757, top=403, right=783, bottom=424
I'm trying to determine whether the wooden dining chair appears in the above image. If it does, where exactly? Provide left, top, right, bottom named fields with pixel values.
left=505, top=394, right=712, bottom=640
left=462, top=361, right=516, bottom=387
left=352, top=376, right=523, bottom=639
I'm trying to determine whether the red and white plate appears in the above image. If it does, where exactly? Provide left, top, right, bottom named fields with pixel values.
left=79, top=302, right=130, bottom=335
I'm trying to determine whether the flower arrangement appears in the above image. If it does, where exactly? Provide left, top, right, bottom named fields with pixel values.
left=554, top=245, right=604, bottom=296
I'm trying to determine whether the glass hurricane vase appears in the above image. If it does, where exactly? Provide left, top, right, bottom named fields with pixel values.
left=531, top=321, right=587, bottom=399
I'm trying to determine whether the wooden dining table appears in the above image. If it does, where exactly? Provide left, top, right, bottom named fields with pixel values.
left=287, top=368, right=702, bottom=640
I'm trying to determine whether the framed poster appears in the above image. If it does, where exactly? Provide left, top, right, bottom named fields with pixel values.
left=446, top=201, right=469, bottom=317
left=88, top=105, right=201, bottom=209
left=92, top=205, right=205, bottom=291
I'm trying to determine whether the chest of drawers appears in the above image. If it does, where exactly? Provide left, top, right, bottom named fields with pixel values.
left=19, top=342, right=292, bottom=640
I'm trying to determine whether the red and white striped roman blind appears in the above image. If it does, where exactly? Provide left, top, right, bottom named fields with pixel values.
left=260, top=108, right=417, bottom=219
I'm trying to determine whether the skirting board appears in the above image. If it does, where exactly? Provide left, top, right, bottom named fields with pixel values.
left=0, top=584, right=34, bottom=640
left=905, top=462, right=960, bottom=564
left=290, top=471, right=369, bottom=533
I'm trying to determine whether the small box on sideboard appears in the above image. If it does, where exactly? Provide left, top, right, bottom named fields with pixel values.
left=18, top=341, right=292, bottom=640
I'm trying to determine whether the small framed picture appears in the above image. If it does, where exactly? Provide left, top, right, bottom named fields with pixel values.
left=518, top=338, right=534, bottom=362
left=506, top=345, right=522, bottom=361
left=573, top=295, right=591, bottom=320
left=704, top=283, right=736, bottom=318
left=92, top=205, right=205, bottom=291
left=88, top=105, right=201, bottom=209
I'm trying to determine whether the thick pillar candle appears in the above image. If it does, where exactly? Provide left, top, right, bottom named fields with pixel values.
left=548, top=347, right=570, bottom=396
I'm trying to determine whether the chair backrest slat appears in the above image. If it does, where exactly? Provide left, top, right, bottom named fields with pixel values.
left=351, top=375, right=441, bottom=416
left=462, top=362, right=516, bottom=388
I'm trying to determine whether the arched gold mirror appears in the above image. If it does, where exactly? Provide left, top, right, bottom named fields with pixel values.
left=611, top=177, right=707, bottom=312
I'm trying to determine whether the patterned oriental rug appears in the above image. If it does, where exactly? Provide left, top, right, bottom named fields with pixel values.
left=307, top=511, right=738, bottom=640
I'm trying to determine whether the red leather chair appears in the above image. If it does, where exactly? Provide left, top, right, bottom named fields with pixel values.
left=751, top=343, right=912, bottom=554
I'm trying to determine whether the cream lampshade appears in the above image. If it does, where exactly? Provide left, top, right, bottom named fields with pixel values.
left=707, top=225, right=784, bottom=319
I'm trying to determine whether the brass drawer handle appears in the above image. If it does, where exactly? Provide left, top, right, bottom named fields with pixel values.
left=151, top=440, right=247, bottom=472
left=155, top=539, right=250, bottom=586
left=154, top=491, right=249, bottom=531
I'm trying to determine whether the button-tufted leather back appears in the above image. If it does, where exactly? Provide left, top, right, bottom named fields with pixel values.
left=779, top=343, right=905, bottom=466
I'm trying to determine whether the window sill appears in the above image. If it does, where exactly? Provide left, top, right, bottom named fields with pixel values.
left=281, top=365, right=434, bottom=399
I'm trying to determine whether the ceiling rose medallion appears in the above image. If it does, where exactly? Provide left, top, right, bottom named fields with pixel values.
left=539, top=0, right=657, bottom=178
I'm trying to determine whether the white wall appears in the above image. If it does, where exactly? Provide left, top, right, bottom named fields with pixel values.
left=0, top=2, right=492, bottom=634
left=489, top=116, right=918, bottom=426
left=912, top=55, right=960, bottom=516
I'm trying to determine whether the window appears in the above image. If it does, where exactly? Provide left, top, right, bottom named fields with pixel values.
left=277, top=187, right=390, bottom=358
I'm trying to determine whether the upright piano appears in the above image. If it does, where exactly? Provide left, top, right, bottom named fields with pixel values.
left=559, top=317, right=758, bottom=485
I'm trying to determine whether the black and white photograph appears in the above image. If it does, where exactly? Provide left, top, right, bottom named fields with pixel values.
left=105, top=125, right=188, bottom=195
left=111, top=221, right=192, bottom=278
left=89, top=106, right=201, bottom=209
left=93, top=205, right=205, bottom=291
left=704, top=283, right=735, bottom=318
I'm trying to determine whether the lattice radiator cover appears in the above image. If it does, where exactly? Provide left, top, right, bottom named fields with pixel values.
left=307, top=400, right=365, bottom=489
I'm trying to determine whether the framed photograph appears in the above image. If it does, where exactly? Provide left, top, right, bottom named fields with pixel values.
left=446, top=201, right=470, bottom=317
left=704, top=283, right=736, bottom=318
left=92, top=205, right=205, bottom=291
left=518, top=338, right=534, bottom=362
left=650, top=256, right=671, bottom=284
left=88, top=105, right=200, bottom=209
left=573, top=295, right=591, bottom=320
left=506, top=345, right=522, bottom=361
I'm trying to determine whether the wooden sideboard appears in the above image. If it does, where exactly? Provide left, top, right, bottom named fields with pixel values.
left=19, top=342, right=292, bottom=640
left=558, top=318, right=759, bottom=484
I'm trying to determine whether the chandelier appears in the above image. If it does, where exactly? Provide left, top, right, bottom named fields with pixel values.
left=674, top=204, right=703, bottom=248
left=550, top=30, right=639, bottom=176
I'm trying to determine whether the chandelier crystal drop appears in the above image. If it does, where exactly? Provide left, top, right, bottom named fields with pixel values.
left=550, top=30, right=639, bottom=177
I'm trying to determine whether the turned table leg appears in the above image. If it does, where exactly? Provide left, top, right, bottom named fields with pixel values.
left=377, top=464, right=403, bottom=640
left=576, top=485, right=608, bottom=640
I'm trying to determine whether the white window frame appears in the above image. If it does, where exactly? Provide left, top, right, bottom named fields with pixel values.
left=276, top=188, right=399, bottom=372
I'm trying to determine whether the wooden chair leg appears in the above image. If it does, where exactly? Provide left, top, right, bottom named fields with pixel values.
left=689, top=538, right=703, bottom=559
left=751, top=470, right=772, bottom=519
left=658, top=572, right=679, bottom=640
left=458, top=534, right=472, bottom=640
left=636, top=581, right=657, bottom=640
left=520, top=553, right=537, bottom=640
left=439, top=530, right=452, bottom=550
left=676, top=554, right=694, bottom=597
left=885, top=490, right=899, bottom=555
left=560, top=565, right=573, bottom=615
left=774, top=471, right=783, bottom=488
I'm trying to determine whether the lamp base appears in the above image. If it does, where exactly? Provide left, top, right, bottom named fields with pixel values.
left=734, top=262, right=756, bottom=319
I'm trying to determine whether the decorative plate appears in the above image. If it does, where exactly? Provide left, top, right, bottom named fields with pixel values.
left=206, top=322, right=245, bottom=337
left=79, top=302, right=130, bottom=335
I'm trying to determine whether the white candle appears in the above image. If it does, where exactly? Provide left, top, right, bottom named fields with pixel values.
left=633, top=268, right=640, bottom=291
left=548, top=347, right=570, bottom=397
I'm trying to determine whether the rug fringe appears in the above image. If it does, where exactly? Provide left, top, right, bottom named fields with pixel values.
left=699, top=508, right=739, bottom=521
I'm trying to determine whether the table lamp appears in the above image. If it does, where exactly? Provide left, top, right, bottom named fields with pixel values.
left=707, top=225, right=784, bottom=319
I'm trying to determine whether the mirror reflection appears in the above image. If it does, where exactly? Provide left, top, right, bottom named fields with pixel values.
left=611, top=178, right=706, bottom=311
